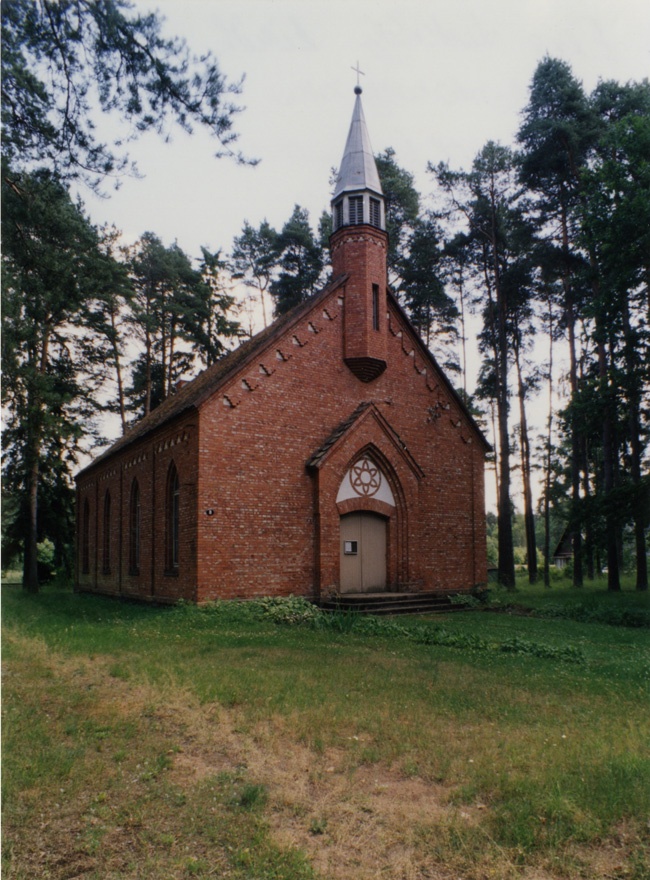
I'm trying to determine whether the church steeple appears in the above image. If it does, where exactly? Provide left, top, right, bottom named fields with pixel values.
left=332, top=86, right=385, bottom=232
left=330, top=85, right=388, bottom=383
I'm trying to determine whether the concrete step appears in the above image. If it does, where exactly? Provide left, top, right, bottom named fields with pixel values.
left=319, top=592, right=468, bottom=616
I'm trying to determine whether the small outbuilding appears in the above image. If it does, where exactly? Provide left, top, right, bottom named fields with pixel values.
left=552, top=527, right=573, bottom=569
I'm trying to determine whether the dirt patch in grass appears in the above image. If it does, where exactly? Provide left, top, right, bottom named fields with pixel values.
left=3, top=632, right=647, bottom=880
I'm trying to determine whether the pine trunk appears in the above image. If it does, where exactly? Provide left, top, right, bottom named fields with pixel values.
left=622, top=305, right=648, bottom=591
left=597, top=334, right=620, bottom=591
left=581, top=456, right=595, bottom=580
left=562, top=202, right=583, bottom=588
left=22, top=328, right=50, bottom=593
left=110, top=309, right=128, bottom=435
left=514, top=338, right=537, bottom=583
left=495, top=274, right=515, bottom=590
left=23, top=451, right=40, bottom=593
left=543, top=300, right=554, bottom=588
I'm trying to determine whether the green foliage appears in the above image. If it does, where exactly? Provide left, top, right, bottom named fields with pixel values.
left=269, top=205, right=324, bottom=316
left=123, top=233, right=240, bottom=418
left=492, top=595, right=650, bottom=628
left=252, top=595, right=322, bottom=627
left=309, top=817, right=327, bottom=835
left=375, top=146, right=421, bottom=278
left=517, top=55, right=597, bottom=198
left=1, top=164, right=124, bottom=590
left=538, top=603, right=650, bottom=628
left=242, top=596, right=587, bottom=663
left=448, top=592, right=483, bottom=609
left=229, top=220, right=279, bottom=330
left=1, top=0, right=253, bottom=189
left=399, top=215, right=460, bottom=371
left=489, top=576, right=650, bottom=628
left=235, top=783, right=268, bottom=812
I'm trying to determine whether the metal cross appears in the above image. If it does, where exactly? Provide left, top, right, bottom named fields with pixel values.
left=351, top=61, right=365, bottom=88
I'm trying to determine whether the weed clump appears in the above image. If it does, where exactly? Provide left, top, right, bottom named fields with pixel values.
left=253, top=596, right=322, bottom=626
left=241, top=596, right=587, bottom=663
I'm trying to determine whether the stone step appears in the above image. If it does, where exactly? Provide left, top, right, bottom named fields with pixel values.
left=319, top=592, right=468, bottom=616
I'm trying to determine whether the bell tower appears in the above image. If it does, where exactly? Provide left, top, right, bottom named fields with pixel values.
left=330, top=85, right=388, bottom=383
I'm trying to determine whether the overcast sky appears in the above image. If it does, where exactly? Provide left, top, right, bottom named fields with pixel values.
left=86, top=0, right=650, bottom=259
left=84, top=0, right=649, bottom=506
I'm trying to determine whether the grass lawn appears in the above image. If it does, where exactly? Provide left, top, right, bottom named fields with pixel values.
left=2, top=577, right=649, bottom=879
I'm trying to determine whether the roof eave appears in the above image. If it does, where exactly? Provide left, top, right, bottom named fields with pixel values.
left=387, top=290, right=492, bottom=453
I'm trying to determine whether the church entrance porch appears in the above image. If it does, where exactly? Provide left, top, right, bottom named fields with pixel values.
left=340, top=512, right=387, bottom=593
left=306, top=404, right=426, bottom=599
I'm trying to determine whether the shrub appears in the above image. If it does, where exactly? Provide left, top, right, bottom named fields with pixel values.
left=254, top=595, right=322, bottom=626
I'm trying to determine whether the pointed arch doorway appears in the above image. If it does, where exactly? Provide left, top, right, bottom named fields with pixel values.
left=307, top=409, right=424, bottom=598
left=340, top=511, right=387, bottom=593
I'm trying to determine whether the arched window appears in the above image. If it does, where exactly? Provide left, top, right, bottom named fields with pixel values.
left=165, top=462, right=180, bottom=571
left=129, top=479, right=140, bottom=574
left=102, top=490, right=111, bottom=574
left=82, top=498, right=90, bottom=574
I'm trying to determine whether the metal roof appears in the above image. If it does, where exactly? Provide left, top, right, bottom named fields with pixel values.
left=333, top=91, right=383, bottom=200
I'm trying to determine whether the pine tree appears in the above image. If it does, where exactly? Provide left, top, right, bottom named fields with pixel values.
left=375, top=148, right=421, bottom=292
left=433, top=143, right=526, bottom=589
left=1, top=165, right=123, bottom=591
left=270, top=206, right=323, bottom=316
left=1, top=0, right=253, bottom=189
left=517, top=57, right=596, bottom=587
left=1, top=0, right=254, bottom=592
left=192, top=248, right=242, bottom=368
left=230, top=221, right=278, bottom=331
left=581, top=80, right=650, bottom=590
left=399, top=216, right=459, bottom=373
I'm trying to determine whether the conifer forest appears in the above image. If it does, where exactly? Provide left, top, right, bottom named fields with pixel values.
left=2, top=1, right=649, bottom=593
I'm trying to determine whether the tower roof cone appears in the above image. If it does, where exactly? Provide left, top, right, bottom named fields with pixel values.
left=333, top=88, right=383, bottom=200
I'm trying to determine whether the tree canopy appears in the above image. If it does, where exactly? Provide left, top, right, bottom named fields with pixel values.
left=1, top=0, right=252, bottom=591
left=1, top=0, right=254, bottom=190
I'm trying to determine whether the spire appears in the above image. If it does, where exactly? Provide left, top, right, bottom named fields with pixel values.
left=331, top=86, right=385, bottom=233
left=330, top=83, right=388, bottom=383
left=333, top=88, right=383, bottom=200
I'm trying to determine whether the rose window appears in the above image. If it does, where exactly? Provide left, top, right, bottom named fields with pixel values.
left=350, top=458, right=381, bottom=497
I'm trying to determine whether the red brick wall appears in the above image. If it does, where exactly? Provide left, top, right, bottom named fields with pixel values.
left=192, top=284, right=487, bottom=601
left=76, top=417, right=199, bottom=602
left=76, top=254, right=487, bottom=603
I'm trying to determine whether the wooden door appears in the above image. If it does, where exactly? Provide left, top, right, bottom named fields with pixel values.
left=340, top=512, right=386, bottom=593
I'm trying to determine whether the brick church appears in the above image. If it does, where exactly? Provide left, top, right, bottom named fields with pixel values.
left=75, top=87, right=488, bottom=604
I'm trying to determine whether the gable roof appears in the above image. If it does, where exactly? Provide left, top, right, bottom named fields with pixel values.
left=306, top=401, right=373, bottom=468
left=78, top=271, right=489, bottom=480
left=77, top=275, right=347, bottom=478
left=386, top=294, right=492, bottom=453
left=307, top=401, right=425, bottom=479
